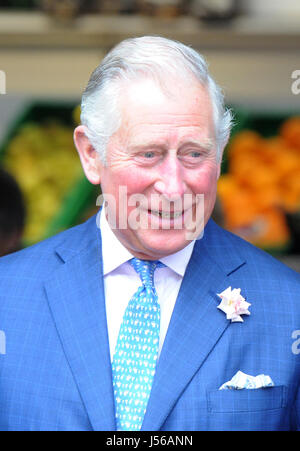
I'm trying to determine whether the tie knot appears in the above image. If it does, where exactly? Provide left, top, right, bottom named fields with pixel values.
left=130, top=258, right=164, bottom=288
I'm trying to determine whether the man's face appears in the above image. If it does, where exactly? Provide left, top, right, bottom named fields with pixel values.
left=97, top=77, right=221, bottom=260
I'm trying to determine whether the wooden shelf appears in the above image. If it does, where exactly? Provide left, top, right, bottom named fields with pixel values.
left=0, top=12, right=299, bottom=107
left=0, top=12, right=299, bottom=50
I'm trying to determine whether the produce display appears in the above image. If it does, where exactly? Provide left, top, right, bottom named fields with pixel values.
left=2, top=116, right=83, bottom=244
left=1, top=102, right=300, bottom=254
left=218, top=116, right=300, bottom=251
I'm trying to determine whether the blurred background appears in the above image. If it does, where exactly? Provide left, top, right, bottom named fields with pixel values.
left=0, top=0, right=299, bottom=270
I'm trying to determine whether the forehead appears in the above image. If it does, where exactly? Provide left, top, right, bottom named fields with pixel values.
left=116, top=77, right=214, bottom=144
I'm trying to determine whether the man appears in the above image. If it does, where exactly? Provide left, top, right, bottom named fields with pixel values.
left=0, top=36, right=299, bottom=431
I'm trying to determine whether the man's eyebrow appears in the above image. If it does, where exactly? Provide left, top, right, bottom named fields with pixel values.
left=128, top=138, right=215, bottom=153
left=178, top=138, right=214, bottom=150
left=128, top=142, right=167, bottom=152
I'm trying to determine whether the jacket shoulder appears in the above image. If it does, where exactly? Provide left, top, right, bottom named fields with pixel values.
left=204, top=220, right=300, bottom=285
left=0, top=215, right=97, bottom=279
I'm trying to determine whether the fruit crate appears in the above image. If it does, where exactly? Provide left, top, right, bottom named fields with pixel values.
left=218, top=107, right=300, bottom=255
left=0, top=101, right=99, bottom=247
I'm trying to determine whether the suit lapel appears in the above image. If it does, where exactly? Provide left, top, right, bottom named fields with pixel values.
left=45, top=217, right=116, bottom=431
left=142, top=220, right=246, bottom=431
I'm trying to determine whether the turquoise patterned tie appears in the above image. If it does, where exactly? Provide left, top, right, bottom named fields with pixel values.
left=112, top=258, right=164, bottom=431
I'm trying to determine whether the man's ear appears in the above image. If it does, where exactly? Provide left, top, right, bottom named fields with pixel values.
left=74, top=125, right=103, bottom=185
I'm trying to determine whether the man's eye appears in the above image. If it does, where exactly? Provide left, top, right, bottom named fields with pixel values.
left=178, top=150, right=205, bottom=165
left=190, top=151, right=201, bottom=158
left=134, top=150, right=160, bottom=164
left=143, top=151, right=156, bottom=158
left=185, top=151, right=202, bottom=159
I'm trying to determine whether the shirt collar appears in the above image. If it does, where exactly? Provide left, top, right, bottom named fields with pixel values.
left=100, top=208, right=195, bottom=278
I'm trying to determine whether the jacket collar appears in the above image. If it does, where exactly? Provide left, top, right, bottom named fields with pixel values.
left=45, top=213, right=116, bottom=431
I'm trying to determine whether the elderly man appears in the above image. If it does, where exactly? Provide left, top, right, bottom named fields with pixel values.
left=0, top=36, right=299, bottom=431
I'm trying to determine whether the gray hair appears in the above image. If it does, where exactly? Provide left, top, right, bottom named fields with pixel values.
left=80, top=35, right=233, bottom=164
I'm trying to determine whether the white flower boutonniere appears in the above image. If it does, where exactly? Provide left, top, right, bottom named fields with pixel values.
left=217, top=287, right=251, bottom=322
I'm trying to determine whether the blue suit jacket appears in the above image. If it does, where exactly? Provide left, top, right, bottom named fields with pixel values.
left=0, top=214, right=299, bottom=431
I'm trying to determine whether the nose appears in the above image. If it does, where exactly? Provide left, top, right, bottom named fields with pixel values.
left=154, top=154, right=186, bottom=201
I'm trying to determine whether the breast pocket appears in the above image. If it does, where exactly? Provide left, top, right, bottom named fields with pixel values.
left=206, top=386, right=288, bottom=430
left=207, top=385, right=286, bottom=412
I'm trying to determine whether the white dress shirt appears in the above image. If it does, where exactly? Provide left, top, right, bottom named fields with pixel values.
left=100, top=209, right=195, bottom=362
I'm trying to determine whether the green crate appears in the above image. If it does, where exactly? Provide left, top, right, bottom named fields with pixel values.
left=221, top=106, right=250, bottom=174
left=44, top=176, right=99, bottom=239
left=0, top=101, right=98, bottom=246
left=221, top=107, right=300, bottom=174
left=0, top=101, right=77, bottom=158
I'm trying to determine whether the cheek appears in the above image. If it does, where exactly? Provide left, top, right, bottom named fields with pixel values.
left=192, top=164, right=219, bottom=194
left=102, top=166, right=154, bottom=199
left=123, top=167, right=155, bottom=193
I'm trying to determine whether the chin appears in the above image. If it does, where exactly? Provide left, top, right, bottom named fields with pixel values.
left=137, top=230, right=192, bottom=259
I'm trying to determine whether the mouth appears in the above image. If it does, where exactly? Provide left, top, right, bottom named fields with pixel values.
left=149, top=209, right=184, bottom=220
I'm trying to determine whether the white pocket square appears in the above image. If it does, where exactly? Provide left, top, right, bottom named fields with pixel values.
left=219, top=370, right=275, bottom=390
